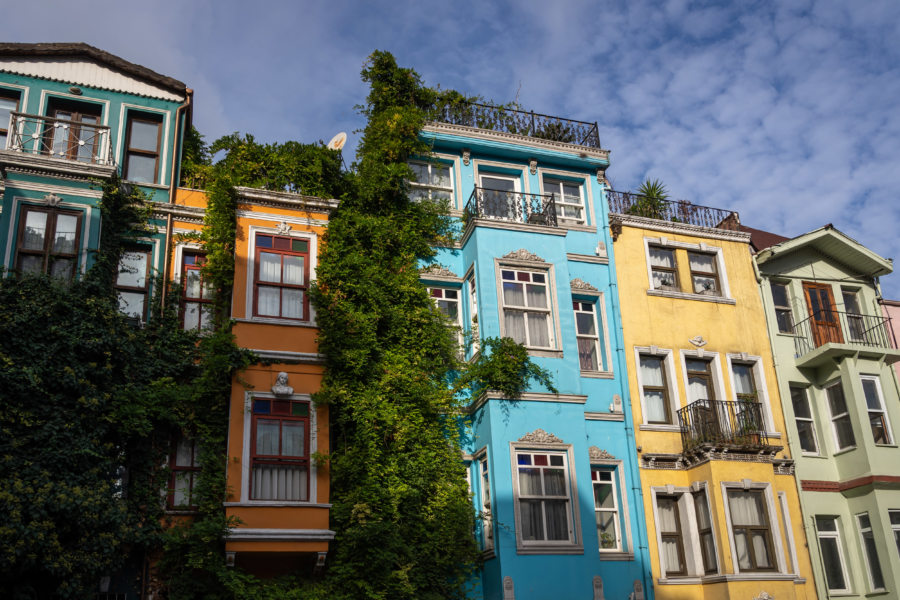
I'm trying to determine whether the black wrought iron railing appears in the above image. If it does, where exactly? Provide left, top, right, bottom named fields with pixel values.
left=433, top=101, right=602, bottom=149
left=5, top=111, right=114, bottom=165
left=677, top=399, right=769, bottom=450
left=790, top=310, right=897, bottom=357
left=607, top=190, right=741, bottom=231
left=464, top=187, right=557, bottom=227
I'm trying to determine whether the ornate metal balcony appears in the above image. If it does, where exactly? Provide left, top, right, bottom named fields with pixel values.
left=677, top=399, right=769, bottom=451
left=5, top=111, right=114, bottom=166
left=464, top=187, right=557, bottom=228
left=433, top=101, right=601, bottom=149
left=607, top=190, right=740, bottom=231
left=790, top=310, right=897, bottom=359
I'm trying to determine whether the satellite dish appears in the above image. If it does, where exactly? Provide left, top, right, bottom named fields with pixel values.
left=327, top=132, right=347, bottom=151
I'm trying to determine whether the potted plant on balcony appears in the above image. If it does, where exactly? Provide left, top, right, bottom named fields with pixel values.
left=627, top=178, right=669, bottom=220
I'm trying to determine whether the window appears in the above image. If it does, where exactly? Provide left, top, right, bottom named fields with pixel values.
left=254, top=233, right=310, bottom=321
left=45, top=98, right=102, bottom=163
left=408, top=160, right=453, bottom=203
left=181, top=252, right=213, bottom=331
left=727, top=489, right=775, bottom=571
left=657, top=495, right=687, bottom=576
left=731, top=362, right=758, bottom=403
left=790, top=386, right=818, bottom=454
left=115, top=248, right=151, bottom=321
left=861, top=375, right=892, bottom=445
left=815, top=516, right=851, bottom=593
left=688, top=252, right=720, bottom=296
left=648, top=246, right=678, bottom=290
left=574, top=301, right=600, bottom=371
left=250, top=397, right=310, bottom=501
left=542, top=178, right=585, bottom=224
left=826, top=382, right=856, bottom=450
left=124, top=114, right=162, bottom=183
left=592, top=470, right=620, bottom=551
left=889, top=510, right=900, bottom=558
left=639, top=354, right=672, bottom=424
left=467, top=274, right=479, bottom=354
left=500, top=268, right=553, bottom=348
left=515, top=451, right=573, bottom=544
left=429, top=287, right=462, bottom=347
left=479, top=456, right=493, bottom=551
left=479, top=174, right=518, bottom=219
left=686, top=358, right=715, bottom=403
left=842, top=288, right=867, bottom=342
left=15, top=205, right=81, bottom=280
left=771, top=282, right=793, bottom=333
left=0, top=88, right=21, bottom=149
left=694, top=488, right=717, bottom=573
left=856, top=513, right=885, bottom=591
left=168, top=433, right=200, bottom=509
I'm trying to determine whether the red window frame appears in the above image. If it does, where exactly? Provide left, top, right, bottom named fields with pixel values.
left=180, top=252, right=213, bottom=330
left=250, top=397, right=310, bottom=501
left=253, top=233, right=310, bottom=321
left=168, top=433, right=200, bottom=510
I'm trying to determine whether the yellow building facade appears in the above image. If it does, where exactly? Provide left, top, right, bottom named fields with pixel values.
left=159, top=186, right=336, bottom=577
left=608, top=196, right=816, bottom=600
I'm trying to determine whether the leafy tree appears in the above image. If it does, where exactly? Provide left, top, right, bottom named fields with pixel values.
left=628, top=178, right=670, bottom=219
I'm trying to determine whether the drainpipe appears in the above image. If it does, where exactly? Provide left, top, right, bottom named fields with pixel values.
left=160, top=88, right=193, bottom=306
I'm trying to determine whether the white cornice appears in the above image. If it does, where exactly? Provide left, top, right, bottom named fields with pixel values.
left=610, top=213, right=751, bottom=243
left=234, top=186, right=339, bottom=212
left=245, top=349, right=325, bottom=365
left=4, top=178, right=103, bottom=199
left=0, top=150, right=116, bottom=179
left=226, top=528, right=335, bottom=541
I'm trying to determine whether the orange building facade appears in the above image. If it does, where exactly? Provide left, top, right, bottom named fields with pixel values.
left=162, top=185, right=337, bottom=577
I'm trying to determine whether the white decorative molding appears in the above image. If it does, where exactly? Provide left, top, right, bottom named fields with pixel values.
left=503, top=576, right=515, bottom=600
left=529, top=158, right=538, bottom=175
left=503, top=249, right=546, bottom=263
left=571, top=278, right=599, bottom=292
left=593, top=576, right=604, bottom=600
left=608, top=213, right=752, bottom=243
left=754, top=592, right=774, bottom=600
left=609, top=394, right=623, bottom=413
left=585, top=411, right=625, bottom=421
left=689, top=335, right=707, bottom=348
left=518, top=428, right=564, bottom=444
left=423, top=122, right=610, bottom=161
left=462, top=148, right=471, bottom=166
left=632, top=580, right=644, bottom=600
left=595, top=241, right=608, bottom=258
left=597, top=168, right=609, bottom=186
left=44, top=192, right=62, bottom=207
left=589, top=446, right=616, bottom=461
left=271, top=372, right=293, bottom=397
left=419, top=263, right=458, bottom=278
left=566, top=252, right=609, bottom=265
left=226, top=528, right=336, bottom=541
left=275, top=221, right=292, bottom=235
left=235, top=185, right=339, bottom=211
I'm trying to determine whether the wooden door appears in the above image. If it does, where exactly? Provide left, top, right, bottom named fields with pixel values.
left=803, top=282, right=843, bottom=347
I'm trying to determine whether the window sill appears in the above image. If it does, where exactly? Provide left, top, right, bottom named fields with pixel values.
left=874, top=443, right=898, bottom=448
left=647, top=288, right=736, bottom=304
left=560, top=223, right=596, bottom=233
left=639, top=424, right=681, bottom=432
left=165, top=508, right=200, bottom=515
left=581, top=370, right=614, bottom=379
left=833, top=446, right=857, bottom=456
left=480, top=548, right=496, bottom=560
left=516, top=543, right=584, bottom=555
left=125, top=180, right=169, bottom=190
left=234, top=317, right=317, bottom=328
left=597, top=551, right=634, bottom=561
left=526, top=348, right=564, bottom=359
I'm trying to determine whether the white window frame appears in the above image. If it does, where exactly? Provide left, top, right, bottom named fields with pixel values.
left=542, top=177, right=586, bottom=225
left=634, top=347, right=680, bottom=428
left=825, top=380, right=856, bottom=452
left=475, top=450, right=493, bottom=553
left=725, top=353, right=776, bottom=434
left=646, top=243, right=679, bottom=291
left=680, top=350, right=727, bottom=405
left=574, top=300, right=602, bottom=372
left=244, top=226, right=317, bottom=325
left=239, top=390, right=318, bottom=506
left=642, top=237, right=732, bottom=301
left=790, top=385, right=819, bottom=455
left=466, top=268, right=480, bottom=356
left=692, top=484, right=720, bottom=574
left=770, top=281, right=794, bottom=333
left=889, top=509, right=900, bottom=559
left=650, top=483, right=718, bottom=579
left=687, top=250, right=722, bottom=296
left=509, top=440, right=582, bottom=555
left=860, top=375, right=893, bottom=445
left=815, top=515, right=852, bottom=594
left=494, top=256, right=561, bottom=356
left=720, top=481, right=786, bottom=575
left=856, top=512, right=886, bottom=593
left=589, top=460, right=630, bottom=555
left=428, top=285, right=463, bottom=347
left=408, top=158, right=454, bottom=204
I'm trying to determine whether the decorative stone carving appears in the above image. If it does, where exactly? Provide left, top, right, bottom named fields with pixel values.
left=502, top=249, right=546, bottom=263
left=689, top=335, right=707, bottom=348
left=276, top=221, right=292, bottom=235
left=589, top=446, right=616, bottom=461
left=419, top=263, right=457, bottom=278
left=596, top=168, right=609, bottom=186
left=518, top=428, right=564, bottom=444
left=596, top=241, right=607, bottom=258
left=754, top=592, right=774, bottom=600
left=44, top=192, right=62, bottom=207
left=503, top=576, right=515, bottom=600
left=631, top=580, right=644, bottom=600
left=593, top=576, right=604, bottom=600
left=571, top=278, right=599, bottom=292
left=529, top=158, right=538, bottom=175
left=271, top=371, right=293, bottom=397
left=609, top=394, right=622, bottom=414
left=462, top=148, right=471, bottom=166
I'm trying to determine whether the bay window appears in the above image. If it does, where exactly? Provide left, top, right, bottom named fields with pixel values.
left=727, top=489, right=775, bottom=571
left=815, top=516, right=850, bottom=593
left=500, top=268, right=554, bottom=349
left=250, top=397, right=310, bottom=501
left=253, top=233, right=309, bottom=321
left=826, top=381, right=855, bottom=451
left=514, top=450, right=573, bottom=545
left=861, top=375, right=892, bottom=445
left=856, top=513, right=885, bottom=592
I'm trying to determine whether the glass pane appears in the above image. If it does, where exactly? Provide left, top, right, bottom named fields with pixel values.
left=437, top=299, right=458, bottom=320
left=649, top=248, right=675, bottom=268
left=594, top=482, right=614, bottom=509
left=175, top=436, right=194, bottom=467
left=173, top=472, right=191, bottom=507
left=481, top=176, right=515, bottom=192
left=49, top=258, right=74, bottom=280
left=578, top=338, right=598, bottom=371
left=597, top=511, right=618, bottom=548
left=733, top=531, right=752, bottom=569
left=661, top=537, right=683, bottom=573
left=732, top=364, right=755, bottom=396
left=22, top=211, right=47, bottom=250
left=816, top=516, right=837, bottom=532
left=797, top=421, right=817, bottom=453
left=502, top=281, right=524, bottom=306
left=282, top=421, right=305, bottom=457
left=252, top=464, right=307, bottom=501
left=283, top=255, right=304, bottom=285
left=819, top=537, right=846, bottom=590
left=576, top=311, right=596, bottom=335
left=257, top=286, right=280, bottom=316
left=518, top=467, right=541, bottom=496
left=117, top=291, right=145, bottom=319
left=525, top=284, right=547, bottom=308
left=861, top=379, right=882, bottom=411
left=52, top=214, right=78, bottom=253
left=657, top=498, right=678, bottom=532
left=504, top=311, right=526, bottom=344
left=409, top=162, right=428, bottom=182
left=652, top=269, right=676, bottom=289
left=282, top=288, right=303, bottom=319
left=432, top=164, right=450, bottom=187
left=545, top=500, right=569, bottom=540
left=729, top=491, right=765, bottom=526
left=751, top=531, right=772, bottom=568
left=842, top=290, right=861, bottom=313
left=256, top=420, right=279, bottom=454
left=259, top=252, right=281, bottom=283
left=771, top=283, right=789, bottom=307
left=527, top=312, right=550, bottom=347
left=117, top=251, right=148, bottom=288
left=835, top=415, right=856, bottom=448
left=694, top=493, right=711, bottom=529
left=640, top=356, right=664, bottom=386
left=643, top=390, right=667, bottom=423
left=185, top=269, right=202, bottom=299
left=75, top=125, right=97, bottom=163
left=183, top=302, right=200, bottom=330
left=827, top=385, right=848, bottom=415
left=18, top=254, right=44, bottom=274
left=776, top=309, right=793, bottom=332
left=129, top=119, right=159, bottom=152
left=870, top=414, right=889, bottom=445
left=689, top=253, right=715, bottom=274
left=126, top=153, right=157, bottom=183
left=791, top=388, right=810, bottom=418
left=543, top=468, right=566, bottom=496
left=693, top=275, right=718, bottom=294
left=520, top=499, right=544, bottom=540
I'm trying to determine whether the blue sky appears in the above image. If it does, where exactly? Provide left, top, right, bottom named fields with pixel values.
left=9, top=0, right=900, bottom=295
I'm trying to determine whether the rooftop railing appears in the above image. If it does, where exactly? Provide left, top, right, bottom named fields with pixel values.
left=607, top=190, right=741, bottom=231
left=677, top=399, right=769, bottom=451
left=464, top=187, right=557, bottom=228
left=5, top=112, right=114, bottom=166
left=790, top=310, right=897, bottom=357
left=433, top=101, right=602, bottom=149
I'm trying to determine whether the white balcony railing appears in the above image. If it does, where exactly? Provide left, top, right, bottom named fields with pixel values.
left=5, top=111, right=114, bottom=166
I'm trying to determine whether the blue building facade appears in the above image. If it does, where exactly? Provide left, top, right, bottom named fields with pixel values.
left=417, top=107, right=652, bottom=600
left=0, top=43, right=190, bottom=323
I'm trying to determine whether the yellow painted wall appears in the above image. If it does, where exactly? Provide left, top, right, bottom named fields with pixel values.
left=613, top=220, right=816, bottom=599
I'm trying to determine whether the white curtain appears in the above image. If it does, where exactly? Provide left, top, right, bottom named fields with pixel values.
left=640, top=358, right=668, bottom=422
left=281, top=421, right=305, bottom=456
left=526, top=312, right=550, bottom=347
left=282, top=289, right=303, bottom=319
left=252, top=464, right=307, bottom=501
left=732, top=365, right=754, bottom=395
left=257, top=286, right=280, bottom=316
left=504, top=312, right=527, bottom=344
left=688, top=377, right=710, bottom=403
left=503, top=281, right=524, bottom=306
left=184, top=302, right=200, bottom=330
left=256, top=420, right=279, bottom=454
left=526, top=283, right=547, bottom=308
left=543, top=468, right=566, bottom=496
left=22, top=211, right=47, bottom=250
left=518, top=468, right=541, bottom=495
left=649, top=248, right=674, bottom=268
left=544, top=500, right=569, bottom=540
left=283, top=255, right=304, bottom=285
left=173, top=472, right=192, bottom=506
left=117, top=252, right=147, bottom=288
left=259, top=252, right=281, bottom=283
left=520, top=499, right=543, bottom=540
left=689, top=253, right=715, bottom=273
left=53, top=214, right=78, bottom=253
left=185, top=270, right=202, bottom=298
left=578, top=338, right=598, bottom=371
left=729, top=491, right=763, bottom=525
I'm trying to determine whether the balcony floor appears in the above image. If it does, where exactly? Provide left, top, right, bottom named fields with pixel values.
left=795, top=342, right=900, bottom=369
